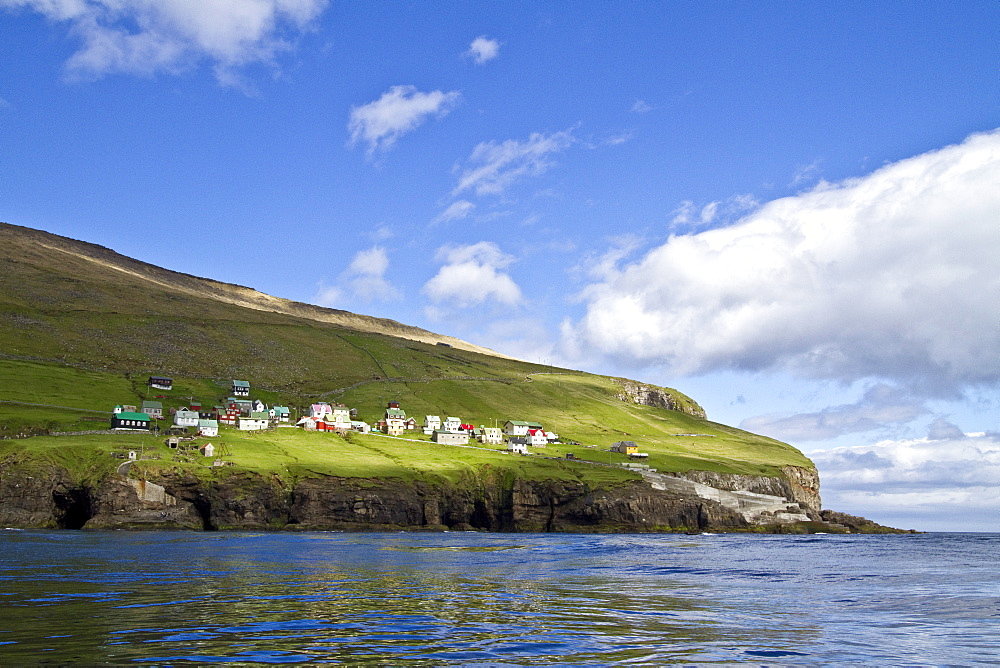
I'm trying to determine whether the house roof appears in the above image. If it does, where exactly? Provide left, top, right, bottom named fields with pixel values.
left=175, top=410, right=199, bottom=418
left=148, top=376, right=172, bottom=382
left=386, top=408, right=406, bottom=418
left=614, top=440, right=637, bottom=448
left=249, top=411, right=270, bottom=420
left=115, top=412, right=151, bottom=421
left=141, top=401, right=162, bottom=409
left=198, top=419, right=218, bottom=428
left=526, top=422, right=543, bottom=429
left=273, top=406, right=290, bottom=414
left=508, top=436, right=528, bottom=444
left=232, top=380, right=250, bottom=388
left=505, top=420, right=528, bottom=426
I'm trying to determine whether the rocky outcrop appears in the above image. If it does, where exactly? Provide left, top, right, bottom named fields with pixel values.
left=675, top=466, right=822, bottom=516
left=614, top=380, right=706, bottom=418
left=820, top=510, right=917, bottom=534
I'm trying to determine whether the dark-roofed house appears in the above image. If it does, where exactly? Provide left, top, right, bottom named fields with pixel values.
left=611, top=441, right=639, bottom=455
left=148, top=376, right=173, bottom=391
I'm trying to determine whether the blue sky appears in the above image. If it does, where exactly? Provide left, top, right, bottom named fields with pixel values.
left=2, top=1, right=998, bottom=531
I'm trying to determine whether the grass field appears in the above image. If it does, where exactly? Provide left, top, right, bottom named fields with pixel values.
left=0, top=224, right=815, bottom=485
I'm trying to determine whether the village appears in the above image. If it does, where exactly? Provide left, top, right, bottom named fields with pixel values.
left=109, top=375, right=650, bottom=465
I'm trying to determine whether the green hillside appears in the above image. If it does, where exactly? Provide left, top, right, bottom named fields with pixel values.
left=0, top=222, right=813, bottom=482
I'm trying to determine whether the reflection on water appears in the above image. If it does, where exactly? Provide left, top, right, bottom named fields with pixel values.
left=0, top=531, right=996, bottom=663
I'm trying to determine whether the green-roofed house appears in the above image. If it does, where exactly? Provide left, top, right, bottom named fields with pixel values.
left=198, top=419, right=219, bottom=437
left=111, top=412, right=151, bottom=431
left=238, top=411, right=270, bottom=431
left=141, top=400, right=163, bottom=418
left=232, top=380, right=250, bottom=397
left=271, top=406, right=290, bottom=423
left=503, top=420, right=529, bottom=436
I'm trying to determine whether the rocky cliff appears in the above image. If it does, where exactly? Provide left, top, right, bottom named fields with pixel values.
left=0, top=460, right=903, bottom=533
left=0, top=463, right=772, bottom=532
left=614, top=380, right=706, bottom=418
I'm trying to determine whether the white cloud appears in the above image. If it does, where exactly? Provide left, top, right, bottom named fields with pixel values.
left=465, top=35, right=500, bottom=64
left=453, top=128, right=575, bottom=196
left=811, top=432, right=1000, bottom=531
left=631, top=99, right=653, bottom=113
left=314, top=246, right=400, bottom=306
left=422, top=242, right=522, bottom=307
left=740, top=384, right=927, bottom=441
left=1, top=0, right=328, bottom=85
left=567, top=129, right=1000, bottom=396
left=431, top=200, right=474, bottom=226
left=348, top=85, right=461, bottom=157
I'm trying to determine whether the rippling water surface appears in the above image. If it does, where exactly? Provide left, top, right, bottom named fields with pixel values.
left=0, top=531, right=997, bottom=664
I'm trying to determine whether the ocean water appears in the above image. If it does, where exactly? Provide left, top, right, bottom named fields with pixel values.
left=0, top=531, right=997, bottom=664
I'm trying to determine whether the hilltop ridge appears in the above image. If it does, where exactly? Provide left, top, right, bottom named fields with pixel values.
left=0, top=222, right=508, bottom=359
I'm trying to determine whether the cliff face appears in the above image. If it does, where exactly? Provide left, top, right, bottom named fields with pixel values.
left=614, top=380, right=706, bottom=418
left=677, top=466, right=822, bottom=514
left=1, top=465, right=759, bottom=533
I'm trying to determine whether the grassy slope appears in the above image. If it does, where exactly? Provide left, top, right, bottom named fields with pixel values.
left=0, top=223, right=813, bottom=484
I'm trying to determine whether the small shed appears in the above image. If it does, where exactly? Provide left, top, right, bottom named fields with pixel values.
left=201, top=443, right=215, bottom=457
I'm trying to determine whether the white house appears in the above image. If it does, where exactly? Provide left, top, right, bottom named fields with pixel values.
left=507, top=440, right=527, bottom=454
left=252, top=399, right=266, bottom=413
left=201, top=443, right=215, bottom=457
left=198, top=419, right=219, bottom=437
left=272, top=406, right=291, bottom=422
left=527, top=429, right=548, bottom=447
left=423, top=415, right=441, bottom=435
left=239, top=412, right=271, bottom=431
left=351, top=420, right=371, bottom=433
left=310, top=403, right=333, bottom=419
left=297, top=416, right=318, bottom=431
left=503, top=420, right=529, bottom=436
left=432, top=430, right=469, bottom=445
left=478, top=427, right=503, bottom=445
left=331, top=407, right=351, bottom=427
left=174, top=409, right=199, bottom=428
left=443, top=416, right=462, bottom=433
